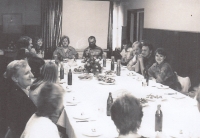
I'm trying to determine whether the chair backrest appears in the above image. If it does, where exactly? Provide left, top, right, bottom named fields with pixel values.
left=177, top=75, right=191, bottom=93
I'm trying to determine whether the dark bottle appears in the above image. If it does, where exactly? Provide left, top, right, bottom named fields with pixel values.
left=107, top=92, right=113, bottom=116
left=60, top=62, right=64, bottom=79
left=155, top=105, right=163, bottom=132
left=111, top=56, right=115, bottom=71
left=103, top=59, right=106, bottom=67
left=68, top=69, right=72, bottom=85
left=143, top=69, right=149, bottom=86
left=116, top=59, right=121, bottom=76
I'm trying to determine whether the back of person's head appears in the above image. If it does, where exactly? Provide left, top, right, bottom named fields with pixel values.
left=4, top=60, right=28, bottom=80
left=41, top=61, right=58, bottom=82
left=17, top=36, right=32, bottom=50
left=141, top=40, right=153, bottom=51
left=36, top=82, right=64, bottom=117
left=28, top=57, right=45, bottom=79
left=132, top=41, right=142, bottom=49
left=111, top=94, right=143, bottom=135
left=15, top=48, right=26, bottom=60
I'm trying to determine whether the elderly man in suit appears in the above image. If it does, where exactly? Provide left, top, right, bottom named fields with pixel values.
left=4, top=60, right=36, bottom=138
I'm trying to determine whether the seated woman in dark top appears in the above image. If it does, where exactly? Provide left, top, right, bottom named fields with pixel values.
left=148, top=48, right=181, bottom=91
left=110, top=94, right=145, bottom=138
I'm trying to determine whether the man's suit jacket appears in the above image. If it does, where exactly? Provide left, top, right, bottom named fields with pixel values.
left=7, top=82, right=36, bottom=138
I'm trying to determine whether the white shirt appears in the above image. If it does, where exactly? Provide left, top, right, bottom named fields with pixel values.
left=20, top=114, right=60, bottom=138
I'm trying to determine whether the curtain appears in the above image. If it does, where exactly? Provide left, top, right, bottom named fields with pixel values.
left=41, top=0, right=62, bottom=59
left=107, top=1, right=113, bottom=59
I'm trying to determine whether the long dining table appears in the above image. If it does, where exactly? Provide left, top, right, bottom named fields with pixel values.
left=55, top=59, right=200, bottom=138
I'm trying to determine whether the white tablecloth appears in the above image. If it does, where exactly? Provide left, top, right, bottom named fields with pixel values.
left=57, top=60, right=200, bottom=138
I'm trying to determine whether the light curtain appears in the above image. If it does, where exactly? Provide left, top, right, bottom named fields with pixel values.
left=107, top=1, right=113, bottom=59
left=41, top=0, right=62, bottom=59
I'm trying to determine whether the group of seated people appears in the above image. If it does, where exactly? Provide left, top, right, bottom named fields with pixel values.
left=117, top=39, right=181, bottom=92
left=1, top=35, right=200, bottom=138
left=53, top=35, right=103, bottom=60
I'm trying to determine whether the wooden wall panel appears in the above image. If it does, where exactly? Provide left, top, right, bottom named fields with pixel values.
left=143, top=28, right=200, bottom=77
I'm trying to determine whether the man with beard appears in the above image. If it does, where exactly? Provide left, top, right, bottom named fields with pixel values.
left=82, top=36, right=103, bottom=60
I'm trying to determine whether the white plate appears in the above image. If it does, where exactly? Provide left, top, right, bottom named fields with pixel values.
left=66, top=103, right=77, bottom=106
left=156, top=85, right=169, bottom=89
left=66, top=100, right=80, bottom=104
left=82, top=131, right=102, bottom=137
left=172, top=95, right=186, bottom=99
left=127, top=72, right=136, bottom=76
left=73, top=114, right=90, bottom=120
left=82, top=128, right=102, bottom=137
left=99, top=82, right=115, bottom=85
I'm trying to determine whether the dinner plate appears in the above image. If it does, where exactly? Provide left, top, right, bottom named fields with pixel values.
left=156, top=85, right=169, bottom=89
left=66, top=103, right=77, bottom=106
left=172, top=95, right=186, bottom=99
left=73, top=114, right=90, bottom=120
left=99, top=82, right=115, bottom=85
left=66, top=100, right=81, bottom=104
left=82, top=131, right=102, bottom=137
left=127, top=72, right=136, bottom=76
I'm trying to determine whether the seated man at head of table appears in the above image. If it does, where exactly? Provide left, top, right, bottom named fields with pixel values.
left=82, top=36, right=103, bottom=60
left=135, top=40, right=155, bottom=75
left=4, top=60, right=36, bottom=138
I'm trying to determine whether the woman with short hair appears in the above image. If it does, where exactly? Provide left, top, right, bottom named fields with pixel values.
left=111, top=94, right=144, bottom=138
left=53, top=35, right=78, bottom=60
left=21, top=83, right=64, bottom=138
left=148, top=48, right=181, bottom=91
left=33, top=37, right=44, bottom=58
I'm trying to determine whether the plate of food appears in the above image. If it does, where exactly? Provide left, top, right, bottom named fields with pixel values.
left=139, top=98, right=149, bottom=107
left=104, top=70, right=116, bottom=77
left=78, top=73, right=93, bottom=80
left=73, top=66, right=84, bottom=74
left=146, top=94, right=167, bottom=101
left=127, top=71, right=136, bottom=76
left=99, top=77, right=115, bottom=85
left=172, top=94, right=186, bottom=99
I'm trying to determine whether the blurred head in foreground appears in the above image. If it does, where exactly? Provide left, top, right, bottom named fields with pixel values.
left=111, top=94, right=143, bottom=136
left=36, top=82, right=64, bottom=118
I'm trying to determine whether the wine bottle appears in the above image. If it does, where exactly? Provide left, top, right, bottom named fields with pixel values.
left=107, top=92, right=113, bottom=116
left=68, top=69, right=72, bottom=85
left=116, top=59, right=121, bottom=76
left=111, top=56, right=115, bottom=71
left=155, top=105, right=163, bottom=132
left=143, top=68, right=149, bottom=86
left=60, top=62, right=64, bottom=80
left=103, top=58, right=106, bottom=67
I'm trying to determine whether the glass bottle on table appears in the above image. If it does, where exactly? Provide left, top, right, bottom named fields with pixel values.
left=68, top=69, right=72, bottom=85
left=103, top=53, right=107, bottom=67
left=60, top=62, right=64, bottom=80
left=143, top=68, right=149, bottom=86
left=116, top=59, right=121, bottom=76
left=107, top=92, right=113, bottom=116
left=111, top=56, right=115, bottom=71
left=155, top=104, right=163, bottom=132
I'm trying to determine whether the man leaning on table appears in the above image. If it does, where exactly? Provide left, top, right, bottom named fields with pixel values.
left=82, top=36, right=103, bottom=60
left=4, top=60, right=36, bottom=138
left=135, top=40, right=155, bottom=75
